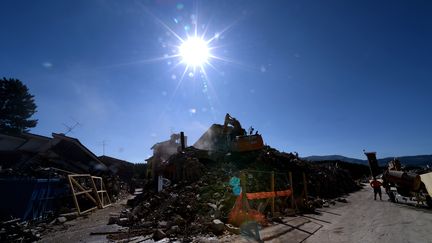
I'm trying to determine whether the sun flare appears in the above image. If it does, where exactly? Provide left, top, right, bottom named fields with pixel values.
left=148, top=11, right=234, bottom=81
left=179, top=37, right=210, bottom=67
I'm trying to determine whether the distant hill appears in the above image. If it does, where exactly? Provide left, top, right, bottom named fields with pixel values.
left=313, top=160, right=370, bottom=179
left=304, top=155, right=432, bottom=167
left=303, top=155, right=366, bottom=164
left=378, top=155, right=432, bottom=167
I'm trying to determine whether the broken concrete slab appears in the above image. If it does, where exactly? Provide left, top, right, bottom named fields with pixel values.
left=282, top=217, right=310, bottom=227
left=299, top=221, right=322, bottom=234
left=211, top=219, right=225, bottom=234
left=158, top=220, right=169, bottom=228
left=59, top=212, right=78, bottom=221
left=266, top=228, right=310, bottom=243
left=225, top=223, right=240, bottom=234
left=153, top=229, right=167, bottom=241
left=260, top=224, right=293, bottom=241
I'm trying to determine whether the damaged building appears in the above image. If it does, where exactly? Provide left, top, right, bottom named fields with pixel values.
left=0, top=132, right=116, bottom=221
left=145, top=132, right=187, bottom=181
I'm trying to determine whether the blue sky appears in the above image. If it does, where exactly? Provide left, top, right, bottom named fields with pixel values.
left=1, top=0, right=431, bottom=162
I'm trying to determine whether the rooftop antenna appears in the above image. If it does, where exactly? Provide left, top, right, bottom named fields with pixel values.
left=62, top=118, right=81, bottom=135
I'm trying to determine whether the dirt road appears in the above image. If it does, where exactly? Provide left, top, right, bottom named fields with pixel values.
left=305, top=185, right=432, bottom=243
left=40, top=187, right=432, bottom=243
left=40, top=200, right=126, bottom=243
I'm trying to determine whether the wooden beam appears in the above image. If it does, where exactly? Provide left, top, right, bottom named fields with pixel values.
left=289, top=171, right=295, bottom=209
left=100, top=178, right=103, bottom=206
left=80, top=206, right=98, bottom=215
left=303, top=172, right=308, bottom=201
left=68, top=175, right=81, bottom=215
left=68, top=174, right=109, bottom=215
left=271, top=171, right=275, bottom=216
left=70, top=177, right=97, bottom=204
left=90, top=176, right=103, bottom=209
left=240, top=171, right=249, bottom=210
left=74, top=189, right=94, bottom=196
left=69, top=174, right=92, bottom=178
left=91, top=176, right=111, bottom=208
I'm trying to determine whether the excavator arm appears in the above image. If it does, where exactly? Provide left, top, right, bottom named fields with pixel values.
left=223, top=113, right=245, bottom=136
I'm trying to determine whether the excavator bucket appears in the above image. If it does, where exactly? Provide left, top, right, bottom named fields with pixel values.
left=364, top=152, right=380, bottom=178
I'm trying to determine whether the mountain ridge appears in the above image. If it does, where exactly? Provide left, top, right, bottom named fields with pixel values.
left=304, top=154, right=432, bottom=166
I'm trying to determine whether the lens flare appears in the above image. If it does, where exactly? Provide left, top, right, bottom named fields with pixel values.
left=179, top=37, right=210, bottom=67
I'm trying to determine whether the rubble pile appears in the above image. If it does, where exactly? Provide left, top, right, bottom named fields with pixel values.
left=113, top=163, right=238, bottom=241
left=0, top=218, right=40, bottom=242
left=1, top=212, right=86, bottom=242
left=116, top=146, right=361, bottom=240
left=223, top=146, right=360, bottom=199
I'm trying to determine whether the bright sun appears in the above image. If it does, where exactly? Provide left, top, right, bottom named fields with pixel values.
left=179, top=37, right=210, bottom=67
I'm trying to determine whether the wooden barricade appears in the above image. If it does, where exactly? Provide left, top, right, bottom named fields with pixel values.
left=241, top=170, right=295, bottom=217
left=246, top=189, right=292, bottom=200
left=68, top=174, right=111, bottom=215
left=91, top=176, right=111, bottom=208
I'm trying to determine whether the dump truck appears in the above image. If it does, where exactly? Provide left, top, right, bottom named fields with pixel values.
left=194, top=113, right=264, bottom=152
left=364, top=152, right=432, bottom=208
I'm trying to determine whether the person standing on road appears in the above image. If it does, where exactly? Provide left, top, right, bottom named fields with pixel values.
left=370, top=177, right=383, bottom=200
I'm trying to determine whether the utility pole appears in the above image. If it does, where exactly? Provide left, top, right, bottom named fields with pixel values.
left=101, top=140, right=108, bottom=155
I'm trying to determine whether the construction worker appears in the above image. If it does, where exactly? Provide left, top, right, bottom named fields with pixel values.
left=370, top=177, right=383, bottom=200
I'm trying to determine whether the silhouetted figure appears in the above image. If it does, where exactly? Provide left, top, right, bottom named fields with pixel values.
left=249, top=126, right=254, bottom=135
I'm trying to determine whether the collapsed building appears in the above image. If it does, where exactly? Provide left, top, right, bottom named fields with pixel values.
left=99, top=155, right=140, bottom=183
left=0, top=132, right=108, bottom=177
left=0, top=132, right=132, bottom=222
left=145, top=132, right=187, bottom=184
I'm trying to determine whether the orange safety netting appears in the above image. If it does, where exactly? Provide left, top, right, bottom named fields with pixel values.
left=228, top=194, right=268, bottom=227
left=246, top=189, right=292, bottom=200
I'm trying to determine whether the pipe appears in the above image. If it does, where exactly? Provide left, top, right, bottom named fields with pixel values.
left=180, top=132, right=185, bottom=150
left=385, top=170, right=422, bottom=191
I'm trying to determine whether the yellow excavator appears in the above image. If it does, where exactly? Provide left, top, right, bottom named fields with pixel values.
left=194, top=113, right=264, bottom=152
left=223, top=113, right=264, bottom=152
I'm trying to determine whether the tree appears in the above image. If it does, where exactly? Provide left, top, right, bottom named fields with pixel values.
left=0, top=78, right=38, bottom=134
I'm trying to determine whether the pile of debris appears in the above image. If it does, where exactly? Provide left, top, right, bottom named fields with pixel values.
left=105, top=114, right=361, bottom=241
left=111, top=163, right=238, bottom=241
left=110, top=146, right=360, bottom=241
left=0, top=218, right=40, bottom=242
left=0, top=212, right=82, bottom=242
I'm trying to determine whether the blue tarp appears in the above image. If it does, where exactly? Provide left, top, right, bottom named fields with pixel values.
left=0, top=178, right=68, bottom=221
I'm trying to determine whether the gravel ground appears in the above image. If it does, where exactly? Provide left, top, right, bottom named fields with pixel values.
left=40, top=200, right=127, bottom=243
left=305, top=185, right=432, bottom=243
left=40, top=186, right=432, bottom=243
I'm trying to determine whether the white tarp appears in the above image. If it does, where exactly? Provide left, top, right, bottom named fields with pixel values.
left=420, top=172, right=432, bottom=197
